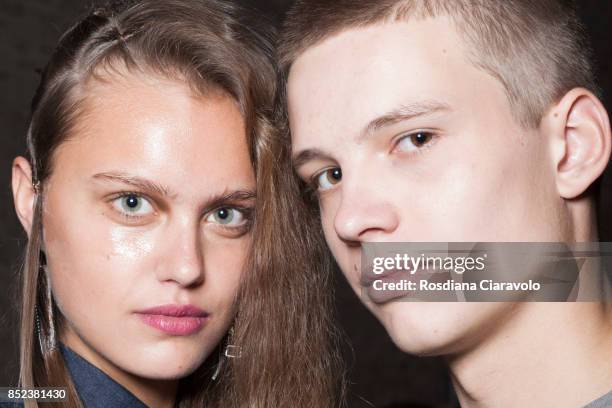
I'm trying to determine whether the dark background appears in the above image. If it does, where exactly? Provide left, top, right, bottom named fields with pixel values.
left=0, top=1, right=610, bottom=407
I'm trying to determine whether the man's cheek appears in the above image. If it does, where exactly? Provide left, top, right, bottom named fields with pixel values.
left=319, top=201, right=336, bottom=240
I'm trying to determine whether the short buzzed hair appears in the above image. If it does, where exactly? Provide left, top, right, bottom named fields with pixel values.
left=279, top=0, right=599, bottom=128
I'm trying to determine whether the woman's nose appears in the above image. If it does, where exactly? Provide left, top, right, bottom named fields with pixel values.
left=156, top=221, right=205, bottom=288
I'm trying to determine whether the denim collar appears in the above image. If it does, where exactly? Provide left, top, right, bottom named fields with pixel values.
left=60, top=344, right=149, bottom=408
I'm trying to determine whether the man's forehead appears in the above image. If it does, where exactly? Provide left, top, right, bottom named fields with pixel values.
left=288, top=16, right=464, bottom=79
left=287, top=18, right=468, bottom=138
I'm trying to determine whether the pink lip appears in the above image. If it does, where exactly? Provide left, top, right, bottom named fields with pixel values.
left=136, top=304, right=209, bottom=336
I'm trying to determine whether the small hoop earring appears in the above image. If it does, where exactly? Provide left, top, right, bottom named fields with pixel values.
left=224, top=344, right=242, bottom=359
left=223, top=325, right=241, bottom=358
left=212, top=326, right=242, bottom=381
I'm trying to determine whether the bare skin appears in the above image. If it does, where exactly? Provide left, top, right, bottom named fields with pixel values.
left=288, top=18, right=612, bottom=408
left=13, top=68, right=255, bottom=407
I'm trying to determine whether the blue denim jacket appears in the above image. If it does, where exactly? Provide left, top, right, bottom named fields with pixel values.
left=1, top=344, right=148, bottom=407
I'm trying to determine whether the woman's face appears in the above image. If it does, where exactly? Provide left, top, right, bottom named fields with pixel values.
left=38, top=70, right=254, bottom=380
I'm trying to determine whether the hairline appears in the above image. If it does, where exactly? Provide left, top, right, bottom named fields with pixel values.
left=281, top=4, right=563, bottom=130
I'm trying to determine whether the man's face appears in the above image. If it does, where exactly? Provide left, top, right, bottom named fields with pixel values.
left=288, top=18, right=570, bottom=354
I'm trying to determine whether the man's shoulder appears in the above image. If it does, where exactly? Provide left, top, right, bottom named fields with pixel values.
left=583, top=390, right=612, bottom=408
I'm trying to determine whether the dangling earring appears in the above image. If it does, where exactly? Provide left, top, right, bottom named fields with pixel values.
left=34, top=305, right=44, bottom=353
left=37, top=252, right=57, bottom=353
left=224, top=326, right=242, bottom=359
left=212, top=326, right=242, bottom=381
left=44, top=267, right=57, bottom=351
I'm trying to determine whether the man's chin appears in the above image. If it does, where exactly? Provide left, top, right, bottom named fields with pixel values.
left=373, top=301, right=500, bottom=357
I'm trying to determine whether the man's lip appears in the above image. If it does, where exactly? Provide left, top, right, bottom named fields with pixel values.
left=361, top=267, right=440, bottom=287
left=135, top=304, right=208, bottom=317
left=360, top=268, right=402, bottom=287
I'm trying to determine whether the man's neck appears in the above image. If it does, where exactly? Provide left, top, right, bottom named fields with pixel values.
left=447, top=302, right=612, bottom=408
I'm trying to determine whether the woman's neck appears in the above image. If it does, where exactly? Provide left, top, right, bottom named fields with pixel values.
left=61, top=331, right=178, bottom=408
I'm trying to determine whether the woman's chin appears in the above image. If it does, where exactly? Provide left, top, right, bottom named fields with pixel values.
left=116, top=346, right=211, bottom=380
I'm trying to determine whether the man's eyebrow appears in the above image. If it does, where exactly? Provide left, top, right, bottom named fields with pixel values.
left=291, top=148, right=333, bottom=170
left=291, top=101, right=450, bottom=169
left=92, top=172, right=176, bottom=197
left=362, top=100, right=451, bottom=138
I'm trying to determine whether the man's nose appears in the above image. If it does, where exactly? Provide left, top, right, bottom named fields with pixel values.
left=333, top=181, right=399, bottom=244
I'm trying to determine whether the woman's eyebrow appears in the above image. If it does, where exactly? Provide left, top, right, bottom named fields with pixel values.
left=92, top=172, right=256, bottom=209
left=92, top=172, right=176, bottom=197
left=202, top=190, right=256, bottom=213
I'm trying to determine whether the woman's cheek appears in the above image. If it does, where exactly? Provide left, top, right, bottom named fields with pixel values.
left=204, top=235, right=249, bottom=306
left=43, top=219, right=140, bottom=332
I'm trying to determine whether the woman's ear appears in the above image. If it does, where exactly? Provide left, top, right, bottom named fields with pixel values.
left=12, top=157, right=37, bottom=238
left=545, top=88, right=611, bottom=199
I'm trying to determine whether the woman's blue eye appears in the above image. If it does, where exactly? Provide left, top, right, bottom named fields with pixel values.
left=315, top=167, right=342, bottom=191
left=207, top=207, right=246, bottom=226
left=112, top=194, right=154, bottom=216
left=395, top=131, right=434, bottom=153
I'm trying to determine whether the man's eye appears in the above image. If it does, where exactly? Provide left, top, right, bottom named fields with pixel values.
left=206, top=207, right=247, bottom=226
left=314, top=167, right=342, bottom=191
left=112, top=193, right=154, bottom=217
left=395, top=131, right=435, bottom=153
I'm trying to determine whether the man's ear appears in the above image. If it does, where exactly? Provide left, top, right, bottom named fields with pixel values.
left=545, top=88, right=611, bottom=199
left=12, top=156, right=37, bottom=238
